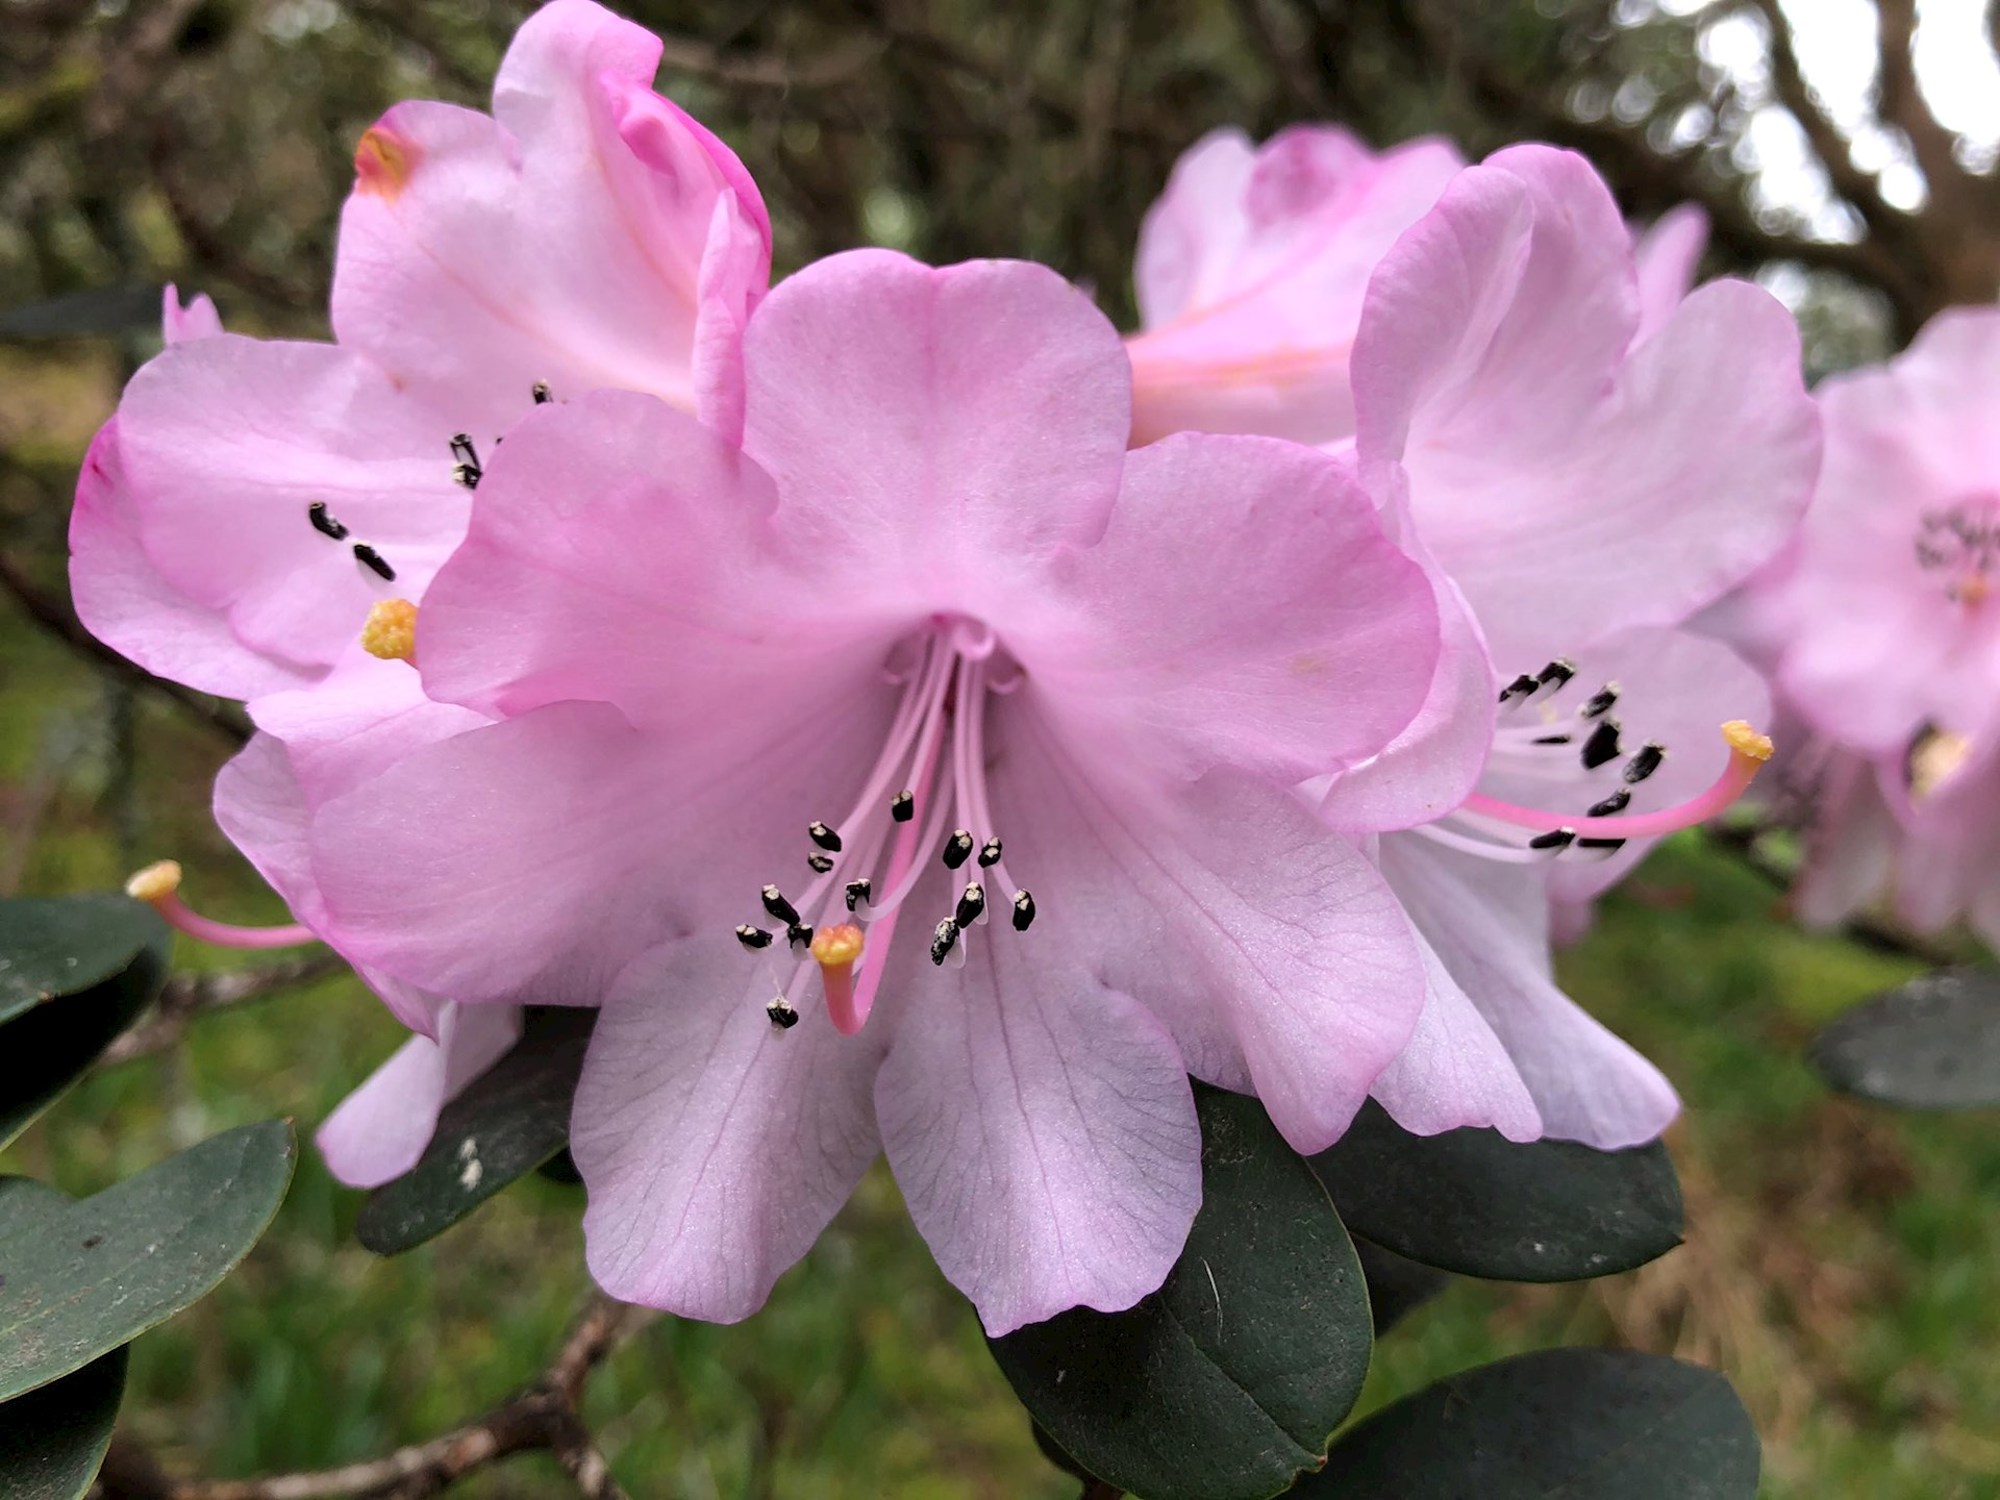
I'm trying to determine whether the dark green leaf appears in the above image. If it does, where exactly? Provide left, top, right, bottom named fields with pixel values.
left=0, top=1121, right=295, bottom=1400
left=1310, top=1101, right=1682, bottom=1282
left=1298, top=1347, right=1760, bottom=1498
left=0, top=895, right=169, bottom=1025
left=1354, top=1236, right=1451, bottom=1335
left=1812, top=967, right=2000, bottom=1109
left=0, top=897, right=171, bottom=1149
left=989, top=1085, right=1372, bottom=1500
left=1031, top=1421, right=1094, bottom=1484
left=356, top=1007, right=595, bottom=1255
left=0, top=1347, right=129, bottom=1499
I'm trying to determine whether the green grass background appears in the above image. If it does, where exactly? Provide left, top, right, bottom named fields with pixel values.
left=3, top=424, right=1997, bottom=1496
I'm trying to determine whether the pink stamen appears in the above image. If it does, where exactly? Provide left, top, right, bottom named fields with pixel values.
left=125, top=862, right=318, bottom=949
left=1459, top=721, right=1773, bottom=840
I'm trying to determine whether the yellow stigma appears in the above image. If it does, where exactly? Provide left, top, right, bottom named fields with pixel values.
left=360, top=599, right=419, bottom=662
left=1909, top=726, right=1973, bottom=801
left=1721, top=720, right=1774, bottom=765
left=810, top=923, right=865, bottom=972
left=125, top=859, right=183, bottom=902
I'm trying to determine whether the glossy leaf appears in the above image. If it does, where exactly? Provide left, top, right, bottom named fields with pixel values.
left=0, top=1121, right=295, bottom=1400
left=1310, top=1102, right=1682, bottom=1282
left=356, top=1007, right=595, bottom=1255
left=0, top=1347, right=129, bottom=1500
left=1354, top=1236, right=1451, bottom=1335
left=0, top=894, right=169, bottom=1026
left=1812, top=967, right=2000, bottom=1109
left=0, top=897, right=171, bottom=1150
left=989, top=1086, right=1372, bottom=1500
left=1299, top=1347, right=1760, bottom=1498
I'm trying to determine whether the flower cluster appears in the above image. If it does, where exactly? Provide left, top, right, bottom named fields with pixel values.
left=74, top=0, right=1820, bottom=1335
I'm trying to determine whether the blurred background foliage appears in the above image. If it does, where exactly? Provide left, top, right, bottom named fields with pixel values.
left=2, top=0, right=1999, bottom=1495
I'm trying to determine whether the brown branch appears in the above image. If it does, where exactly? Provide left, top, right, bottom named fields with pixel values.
left=103, top=1296, right=655, bottom=1500
left=1874, top=0, right=1965, bottom=202
left=100, top=952, right=350, bottom=1066
left=0, top=550, right=251, bottom=746
left=1746, top=0, right=1906, bottom=244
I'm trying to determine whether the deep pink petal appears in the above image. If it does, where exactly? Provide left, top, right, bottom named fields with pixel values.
left=113, top=335, right=467, bottom=677
left=573, top=938, right=882, bottom=1322
left=331, top=0, right=769, bottom=432
left=989, top=707, right=1427, bottom=1154
left=740, top=252, right=1131, bottom=613
left=69, top=421, right=317, bottom=700
left=875, top=934, right=1201, bottom=1336
left=1379, top=833, right=1678, bottom=1148
left=316, top=1002, right=522, bottom=1188
left=1021, top=432, right=1439, bottom=785
left=415, top=389, right=872, bottom=730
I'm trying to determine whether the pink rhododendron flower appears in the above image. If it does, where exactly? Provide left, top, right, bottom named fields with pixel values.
left=298, top=251, right=1470, bottom=1333
left=1140, top=143, right=1817, bottom=1147
left=1726, top=307, right=2000, bottom=945
left=1126, top=126, right=1713, bottom=452
left=1126, top=125, right=1465, bottom=447
left=69, top=0, right=769, bottom=703
left=73, top=0, right=763, bottom=1185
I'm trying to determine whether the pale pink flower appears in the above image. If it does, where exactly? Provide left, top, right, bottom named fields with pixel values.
left=69, top=0, right=769, bottom=702
left=299, top=251, right=1466, bottom=1333
left=1126, top=125, right=1465, bottom=447
left=1728, top=308, right=2000, bottom=945
left=1203, top=145, right=1817, bottom=1146
left=73, top=0, right=760, bottom=1184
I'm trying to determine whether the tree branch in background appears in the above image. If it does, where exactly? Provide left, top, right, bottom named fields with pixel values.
left=1747, top=0, right=1908, bottom=245
left=99, top=952, right=351, bottom=1066
left=0, top=549, right=250, bottom=746
left=1872, top=0, right=1963, bottom=203
left=98, top=1295, right=656, bottom=1500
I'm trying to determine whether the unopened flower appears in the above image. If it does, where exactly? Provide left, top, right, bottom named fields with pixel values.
left=303, top=251, right=1463, bottom=1333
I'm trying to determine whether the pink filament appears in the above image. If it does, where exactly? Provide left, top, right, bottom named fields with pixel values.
left=1459, top=747, right=1765, bottom=841
left=150, top=892, right=318, bottom=950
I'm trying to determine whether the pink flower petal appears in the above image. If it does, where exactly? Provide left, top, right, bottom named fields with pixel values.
left=316, top=1002, right=523, bottom=1188
left=1631, top=204, right=1708, bottom=342
left=113, top=335, right=468, bottom=678
left=161, top=283, right=222, bottom=344
left=1355, top=146, right=1818, bottom=671
left=331, top=0, right=769, bottom=431
left=990, top=709, right=1428, bottom=1154
left=875, top=936, right=1201, bottom=1336
left=415, top=389, right=870, bottom=731
left=1379, top=833, right=1678, bottom=1148
left=1128, top=127, right=1464, bottom=446
left=69, top=421, right=318, bottom=701
left=740, top=251, right=1132, bottom=611
left=1021, top=432, right=1440, bottom=784
left=1368, top=929, right=1542, bottom=1142
left=573, top=938, right=883, bottom=1322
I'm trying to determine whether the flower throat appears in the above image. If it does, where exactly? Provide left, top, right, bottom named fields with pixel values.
left=735, top=620, right=1035, bottom=1039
